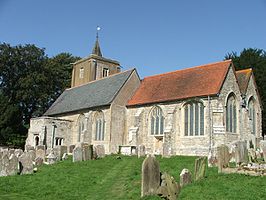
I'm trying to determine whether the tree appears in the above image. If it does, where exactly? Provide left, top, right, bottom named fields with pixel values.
left=225, top=48, right=266, bottom=136
left=0, top=43, right=80, bottom=147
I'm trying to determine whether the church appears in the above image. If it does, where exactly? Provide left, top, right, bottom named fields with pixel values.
left=26, top=38, right=262, bottom=157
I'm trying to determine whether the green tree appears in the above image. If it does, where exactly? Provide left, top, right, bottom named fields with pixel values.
left=0, top=43, right=80, bottom=147
left=225, top=48, right=266, bottom=136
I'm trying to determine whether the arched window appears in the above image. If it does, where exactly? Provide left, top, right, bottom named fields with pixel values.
left=226, top=94, right=237, bottom=133
left=150, top=106, right=164, bottom=135
left=95, top=111, right=105, bottom=141
left=248, top=98, right=256, bottom=134
left=184, top=101, right=204, bottom=136
left=35, top=136, right=39, bottom=147
left=78, top=114, right=85, bottom=142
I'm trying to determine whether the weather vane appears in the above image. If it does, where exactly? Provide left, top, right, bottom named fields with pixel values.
left=96, top=26, right=101, bottom=39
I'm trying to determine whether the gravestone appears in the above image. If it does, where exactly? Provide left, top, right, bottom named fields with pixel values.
left=73, top=146, right=83, bottom=162
left=157, top=172, right=180, bottom=200
left=83, top=145, right=93, bottom=161
left=54, top=146, right=67, bottom=161
left=94, top=145, right=105, bottom=158
left=7, top=154, right=19, bottom=176
left=248, top=148, right=257, bottom=163
left=138, top=145, right=146, bottom=158
left=179, top=168, right=192, bottom=188
left=162, top=143, right=171, bottom=158
left=19, top=152, right=34, bottom=175
left=36, top=145, right=46, bottom=151
left=217, top=145, right=230, bottom=173
left=141, top=155, right=160, bottom=197
left=260, top=140, right=266, bottom=162
left=28, top=150, right=36, bottom=162
left=194, top=157, right=207, bottom=181
left=69, top=145, right=75, bottom=153
left=235, top=141, right=249, bottom=165
left=47, top=151, right=57, bottom=164
left=0, top=154, right=9, bottom=176
left=36, top=149, right=46, bottom=161
left=14, top=149, right=23, bottom=158
left=25, top=145, right=34, bottom=152
left=35, top=157, right=43, bottom=166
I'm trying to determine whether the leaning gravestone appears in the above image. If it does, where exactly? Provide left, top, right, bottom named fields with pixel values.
left=194, top=157, right=207, bottom=181
left=217, top=145, right=230, bottom=173
left=19, top=152, right=34, bottom=175
left=235, top=141, right=249, bottom=165
left=180, top=168, right=192, bottom=188
left=73, top=146, right=83, bottom=162
left=141, top=155, right=160, bottom=197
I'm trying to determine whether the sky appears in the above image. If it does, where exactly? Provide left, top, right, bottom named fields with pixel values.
left=0, top=0, right=266, bottom=78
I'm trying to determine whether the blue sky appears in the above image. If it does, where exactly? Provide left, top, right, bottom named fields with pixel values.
left=0, top=0, right=266, bottom=78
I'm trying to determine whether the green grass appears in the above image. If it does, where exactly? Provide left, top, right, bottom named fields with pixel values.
left=0, top=155, right=266, bottom=200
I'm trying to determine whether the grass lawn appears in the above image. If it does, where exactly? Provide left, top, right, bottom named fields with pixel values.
left=0, top=155, right=266, bottom=200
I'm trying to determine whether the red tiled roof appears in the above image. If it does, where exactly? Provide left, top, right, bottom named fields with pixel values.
left=235, top=68, right=252, bottom=94
left=127, top=60, right=232, bottom=106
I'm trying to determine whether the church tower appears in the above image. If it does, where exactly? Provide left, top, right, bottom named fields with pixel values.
left=71, top=37, right=121, bottom=87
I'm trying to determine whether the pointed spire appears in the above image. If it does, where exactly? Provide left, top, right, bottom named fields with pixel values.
left=92, top=26, right=102, bottom=57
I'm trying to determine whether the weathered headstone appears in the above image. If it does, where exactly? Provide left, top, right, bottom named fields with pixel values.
left=141, top=155, right=160, bottom=197
left=179, top=168, right=192, bottom=188
left=47, top=151, right=57, bottom=164
left=36, top=145, right=46, bottom=151
left=94, top=145, right=105, bottom=158
left=36, top=149, right=46, bottom=161
left=28, top=150, right=36, bottom=162
left=217, top=145, right=230, bottom=173
left=248, top=148, right=257, bottom=163
left=7, top=154, right=19, bottom=176
left=162, top=143, right=171, bottom=158
left=19, top=152, right=34, bottom=175
left=54, top=146, right=67, bottom=161
left=194, top=157, right=207, bottom=181
left=83, top=145, right=93, bottom=161
left=138, top=145, right=146, bottom=158
left=0, top=154, right=9, bottom=176
left=235, top=141, right=249, bottom=165
left=157, top=172, right=180, bottom=200
left=25, top=145, right=34, bottom=152
left=73, top=146, right=83, bottom=162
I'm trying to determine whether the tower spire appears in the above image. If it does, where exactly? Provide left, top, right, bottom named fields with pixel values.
left=92, top=26, right=102, bottom=57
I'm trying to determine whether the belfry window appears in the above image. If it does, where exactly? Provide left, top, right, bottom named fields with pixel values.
left=248, top=98, right=256, bottom=134
left=95, top=111, right=105, bottom=141
left=184, top=102, right=204, bottom=136
left=150, top=106, right=164, bottom=135
left=79, top=67, right=84, bottom=78
left=102, top=68, right=109, bottom=77
left=226, top=94, right=237, bottom=133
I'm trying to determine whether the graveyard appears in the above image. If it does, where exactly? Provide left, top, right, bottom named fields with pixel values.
left=1, top=154, right=266, bottom=200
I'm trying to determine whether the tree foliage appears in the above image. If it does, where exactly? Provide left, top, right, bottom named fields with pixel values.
left=225, top=48, right=266, bottom=135
left=0, top=43, right=80, bottom=147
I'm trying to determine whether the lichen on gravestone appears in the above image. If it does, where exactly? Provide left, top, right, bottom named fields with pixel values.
left=180, top=168, right=192, bottom=188
left=141, top=155, right=160, bottom=197
left=157, top=172, right=180, bottom=200
left=194, top=157, right=207, bottom=181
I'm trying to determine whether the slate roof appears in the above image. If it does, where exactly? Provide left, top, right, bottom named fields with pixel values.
left=44, top=69, right=135, bottom=116
left=235, top=68, right=252, bottom=94
left=127, top=60, right=232, bottom=106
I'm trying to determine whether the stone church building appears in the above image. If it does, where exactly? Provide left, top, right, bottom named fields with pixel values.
left=26, top=39, right=262, bottom=156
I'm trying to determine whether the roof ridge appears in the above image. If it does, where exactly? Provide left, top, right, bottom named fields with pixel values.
left=66, top=68, right=135, bottom=91
left=236, top=68, right=252, bottom=73
left=143, top=59, right=232, bottom=79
